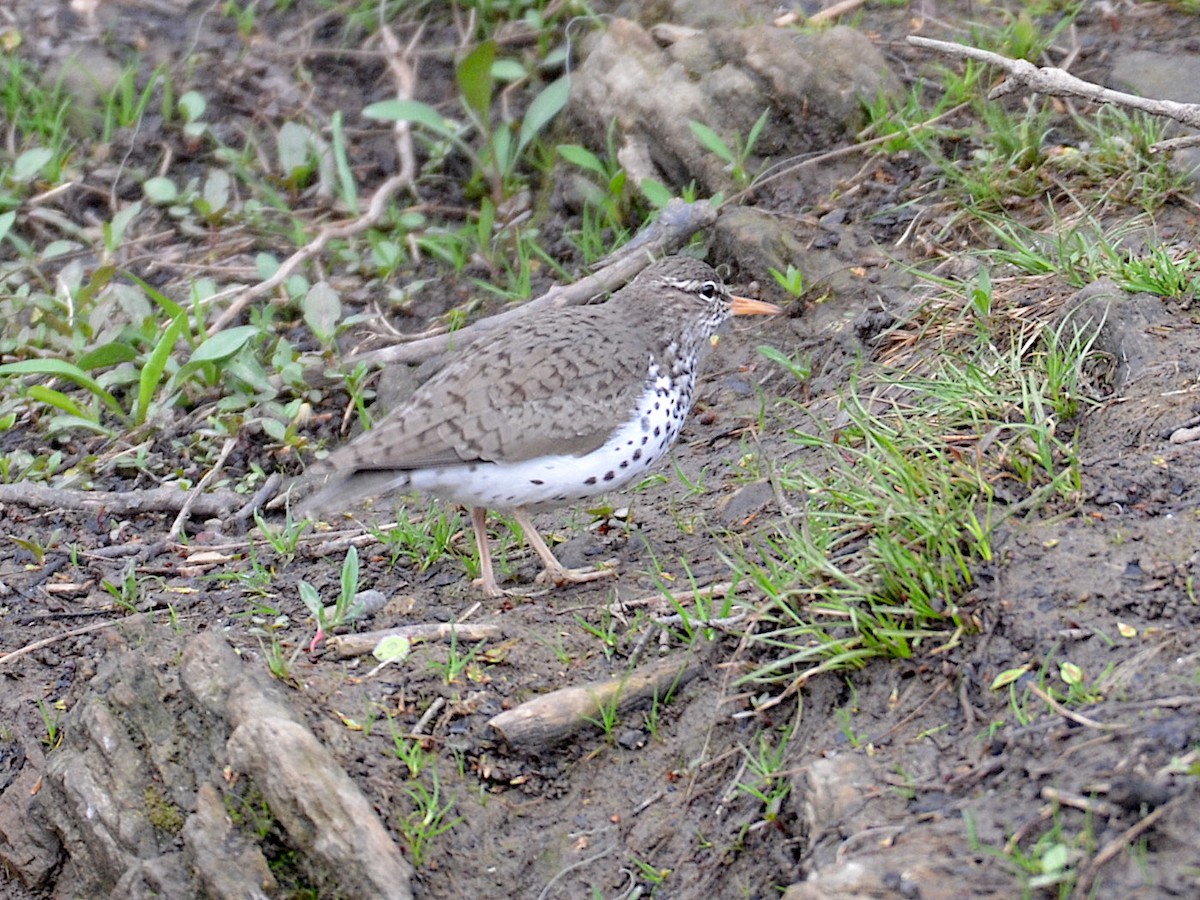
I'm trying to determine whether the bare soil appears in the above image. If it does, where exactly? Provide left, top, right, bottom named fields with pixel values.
left=3, top=1, right=1200, bottom=898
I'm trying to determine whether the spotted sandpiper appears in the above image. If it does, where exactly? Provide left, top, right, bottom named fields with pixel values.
left=300, top=256, right=782, bottom=596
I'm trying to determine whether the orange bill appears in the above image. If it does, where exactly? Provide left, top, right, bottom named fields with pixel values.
left=732, top=294, right=784, bottom=316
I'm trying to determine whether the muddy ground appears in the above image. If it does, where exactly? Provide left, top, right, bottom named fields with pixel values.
left=3, top=1, right=1200, bottom=898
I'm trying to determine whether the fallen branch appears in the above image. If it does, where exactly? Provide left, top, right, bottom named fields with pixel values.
left=908, top=36, right=1200, bottom=135
left=0, top=482, right=241, bottom=518
left=346, top=198, right=718, bottom=368
left=487, top=655, right=703, bottom=752
left=327, top=621, right=504, bottom=658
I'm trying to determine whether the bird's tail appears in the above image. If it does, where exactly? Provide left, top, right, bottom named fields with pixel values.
left=292, top=470, right=413, bottom=521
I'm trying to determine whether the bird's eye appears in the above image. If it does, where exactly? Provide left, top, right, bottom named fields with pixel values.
left=699, top=281, right=720, bottom=301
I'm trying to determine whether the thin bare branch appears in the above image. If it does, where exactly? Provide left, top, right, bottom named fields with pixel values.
left=908, top=35, right=1200, bottom=132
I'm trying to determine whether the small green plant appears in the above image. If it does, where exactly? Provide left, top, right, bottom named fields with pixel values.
left=834, top=705, right=864, bottom=749
left=389, top=717, right=433, bottom=779
left=428, top=630, right=486, bottom=685
left=101, top=64, right=165, bottom=142
left=575, top=609, right=621, bottom=659
left=0, top=55, right=73, bottom=201
left=1115, top=244, right=1200, bottom=298
left=0, top=273, right=262, bottom=437
left=144, top=785, right=186, bottom=834
left=628, top=854, right=672, bottom=890
left=583, top=688, right=622, bottom=743
left=642, top=689, right=669, bottom=742
left=767, top=264, right=805, bottom=300
left=177, top=89, right=209, bottom=142
left=254, top=509, right=309, bottom=563
left=259, top=634, right=303, bottom=683
left=736, top=725, right=793, bottom=826
left=965, top=805, right=1087, bottom=895
left=741, top=294, right=1097, bottom=689
left=101, top=560, right=143, bottom=613
left=36, top=698, right=63, bottom=749
left=757, top=345, right=810, bottom=383
left=297, top=545, right=365, bottom=651
left=372, top=504, right=464, bottom=573
left=557, top=119, right=634, bottom=246
left=400, top=771, right=462, bottom=867
left=689, top=109, right=770, bottom=189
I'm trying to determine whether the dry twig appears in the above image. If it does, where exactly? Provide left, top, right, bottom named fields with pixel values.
left=908, top=36, right=1200, bottom=141
left=328, top=622, right=504, bottom=658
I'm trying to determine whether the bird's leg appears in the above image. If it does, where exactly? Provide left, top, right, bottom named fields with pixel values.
left=511, top=508, right=617, bottom=588
left=470, top=507, right=504, bottom=598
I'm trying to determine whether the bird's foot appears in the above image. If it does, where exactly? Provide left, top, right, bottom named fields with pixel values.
left=535, top=561, right=618, bottom=588
left=472, top=573, right=506, bottom=599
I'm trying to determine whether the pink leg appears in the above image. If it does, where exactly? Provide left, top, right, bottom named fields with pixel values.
left=511, top=508, right=617, bottom=588
left=470, top=507, right=503, bottom=597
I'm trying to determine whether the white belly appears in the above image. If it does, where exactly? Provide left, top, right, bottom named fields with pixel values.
left=409, top=372, right=693, bottom=510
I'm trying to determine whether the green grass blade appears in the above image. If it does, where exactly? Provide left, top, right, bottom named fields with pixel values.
left=0, top=359, right=126, bottom=420
left=135, top=313, right=186, bottom=425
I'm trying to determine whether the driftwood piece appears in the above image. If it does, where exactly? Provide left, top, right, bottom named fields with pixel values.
left=328, top=621, right=504, bottom=658
left=345, top=198, right=718, bottom=368
left=487, top=655, right=703, bottom=752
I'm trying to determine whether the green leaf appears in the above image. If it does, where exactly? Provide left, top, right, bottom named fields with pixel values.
left=27, top=385, right=92, bottom=420
left=557, top=144, right=607, bottom=178
left=77, top=341, right=138, bottom=371
left=177, top=90, right=206, bottom=123
left=261, top=417, right=286, bottom=441
left=457, top=40, right=496, bottom=120
left=255, top=252, right=280, bottom=280
left=44, top=414, right=116, bottom=437
left=747, top=108, right=771, bottom=153
left=0, top=210, right=16, bottom=242
left=125, top=274, right=187, bottom=321
left=303, top=281, right=342, bottom=344
left=277, top=121, right=314, bottom=179
left=189, top=326, right=258, bottom=364
left=12, top=147, right=53, bottom=182
left=0, top=359, right=125, bottom=420
left=688, top=121, right=734, bottom=164
left=491, top=59, right=526, bottom=82
left=203, top=168, right=231, bottom=213
left=135, top=313, right=186, bottom=425
left=330, top=111, right=358, bottom=214
left=517, top=75, right=569, bottom=156
left=340, top=545, right=359, bottom=604
left=142, top=176, right=178, bottom=204
left=1059, top=662, right=1083, bottom=686
left=298, top=581, right=324, bottom=623
left=373, top=635, right=412, bottom=663
left=363, top=99, right=455, bottom=139
left=639, top=178, right=674, bottom=209
left=990, top=663, right=1031, bottom=690
left=107, top=202, right=142, bottom=249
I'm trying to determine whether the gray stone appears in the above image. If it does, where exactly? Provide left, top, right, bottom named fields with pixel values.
left=569, top=20, right=899, bottom=197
